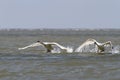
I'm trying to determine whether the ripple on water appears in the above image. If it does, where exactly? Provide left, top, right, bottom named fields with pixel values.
left=0, top=52, right=120, bottom=80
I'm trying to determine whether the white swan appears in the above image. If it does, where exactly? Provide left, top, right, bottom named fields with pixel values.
left=18, top=41, right=73, bottom=53
left=75, top=38, right=113, bottom=53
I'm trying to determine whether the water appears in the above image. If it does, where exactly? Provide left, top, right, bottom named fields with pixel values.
left=0, top=29, right=120, bottom=80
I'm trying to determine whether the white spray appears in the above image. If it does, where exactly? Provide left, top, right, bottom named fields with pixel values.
left=112, top=45, right=120, bottom=54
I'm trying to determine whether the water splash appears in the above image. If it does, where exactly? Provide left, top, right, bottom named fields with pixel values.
left=75, top=44, right=120, bottom=54
left=51, top=46, right=73, bottom=53
left=75, top=44, right=97, bottom=53
left=112, top=45, right=120, bottom=54
left=66, top=46, right=74, bottom=53
left=51, top=48, right=61, bottom=53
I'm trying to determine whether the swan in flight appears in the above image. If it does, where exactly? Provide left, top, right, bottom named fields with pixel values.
left=18, top=41, right=73, bottom=53
left=75, top=38, right=113, bottom=53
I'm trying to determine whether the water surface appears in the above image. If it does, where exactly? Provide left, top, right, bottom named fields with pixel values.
left=0, top=29, right=120, bottom=80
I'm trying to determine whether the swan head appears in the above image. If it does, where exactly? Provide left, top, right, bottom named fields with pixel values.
left=37, top=40, right=43, bottom=43
left=37, top=40, right=41, bottom=42
left=94, top=42, right=97, bottom=45
left=112, top=46, right=114, bottom=49
left=37, top=40, right=45, bottom=45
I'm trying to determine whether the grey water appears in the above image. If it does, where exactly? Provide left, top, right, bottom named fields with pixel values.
left=0, top=29, right=120, bottom=80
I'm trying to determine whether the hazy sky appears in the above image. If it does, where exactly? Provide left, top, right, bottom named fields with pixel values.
left=0, top=0, right=120, bottom=29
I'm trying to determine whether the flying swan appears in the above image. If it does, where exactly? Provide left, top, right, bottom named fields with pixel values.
left=75, top=38, right=113, bottom=53
left=18, top=41, right=73, bottom=53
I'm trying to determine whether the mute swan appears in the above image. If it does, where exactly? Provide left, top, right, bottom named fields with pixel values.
left=18, top=41, right=70, bottom=53
left=75, top=38, right=113, bottom=53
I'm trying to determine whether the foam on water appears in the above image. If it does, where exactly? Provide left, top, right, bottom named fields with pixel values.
left=75, top=44, right=97, bottom=53
left=75, top=44, right=120, bottom=54
left=51, top=48, right=61, bottom=53
left=66, top=46, right=74, bottom=53
left=51, top=46, right=74, bottom=53
left=112, top=45, right=120, bottom=54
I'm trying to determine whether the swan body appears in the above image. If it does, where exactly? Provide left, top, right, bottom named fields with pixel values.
left=94, top=40, right=113, bottom=53
left=75, top=38, right=113, bottom=53
left=18, top=39, right=113, bottom=53
left=18, top=41, right=72, bottom=53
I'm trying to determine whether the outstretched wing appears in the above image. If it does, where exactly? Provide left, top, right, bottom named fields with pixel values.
left=102, top=41, right=113, bottom=52
left=103, top=41, right=112, bottom=46
left=75, top=40, right=95, bottom=52
left=49, top=42, right=73, bottom=53
left=18, top=42, right=43, bottom=50
left=45, top=42, right=67, bottom=50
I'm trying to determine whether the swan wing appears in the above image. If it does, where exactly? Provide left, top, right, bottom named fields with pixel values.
left=43, top=42, right=67, bottom=49
left=103, top=41, right=112, bottom=46
left=79, top=40, right=95, bottom=48
left=75, top=40, right=95, bottom=52
left=48, top=42, right=67, bottom=50
left=18, top=42, right=43, bottom=50
left=43, top=42, right=73, bottom=53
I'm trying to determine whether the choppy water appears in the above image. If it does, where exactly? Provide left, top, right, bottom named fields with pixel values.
left=0, top=29, right=120, bottom=80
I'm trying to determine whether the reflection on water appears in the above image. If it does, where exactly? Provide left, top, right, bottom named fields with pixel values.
left=0, top=29, right=120, bottom=80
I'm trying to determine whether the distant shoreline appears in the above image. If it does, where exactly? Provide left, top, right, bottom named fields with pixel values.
left=0, top=28, right=120, bottom=37
left=0, top=28, right=120, bottom=31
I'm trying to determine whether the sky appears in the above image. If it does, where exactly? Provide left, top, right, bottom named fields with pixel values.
left=0, top=0, right=120, bottom=29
